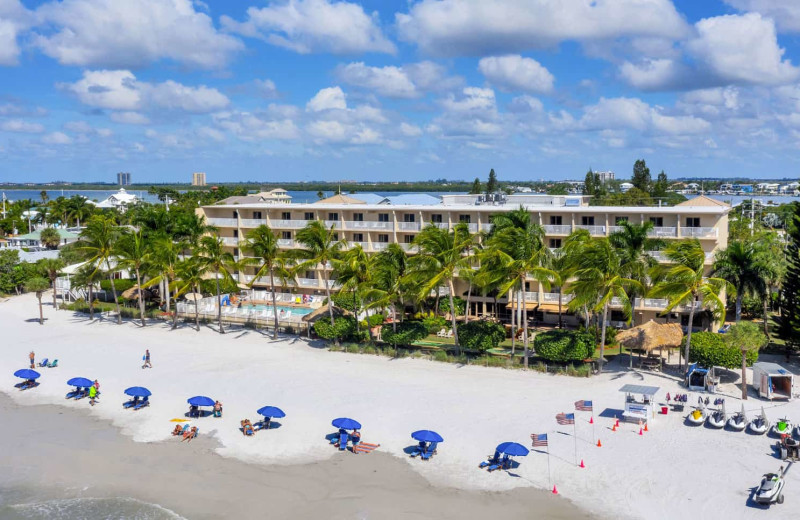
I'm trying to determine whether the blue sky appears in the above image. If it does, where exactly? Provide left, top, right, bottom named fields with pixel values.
left=2, top=0, right=800, bottom=183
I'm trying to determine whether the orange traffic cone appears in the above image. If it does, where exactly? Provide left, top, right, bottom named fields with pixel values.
left=639, top=428, right=644, bottom=436
left=597, top=439, right=602, bottom=447
left=612, top=423, right=617, bottom=432
left=589, top=416, right=594, bottom=424
left=552, top=485, right=558, bottom=494
left=644, top=423, right=649, bottom=432
left=579, top=459, right=585, bottom=468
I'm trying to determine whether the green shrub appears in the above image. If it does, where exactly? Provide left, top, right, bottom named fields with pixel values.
left=382, top=321, right=428, bottom=346
left=684, top=331, right=758, bottom=368
left=100, top=279, right=135, bottom=293
left=433, top=350, right=449, bottom=362
left=314, top=316, right=359, bottom=342
left=414, top=311, right=448, bottom=334
left=326, top=292, right=360, bottom=312
left=579, top=325, right=618, bottom=346
left=439, top=296, right=466, bottom=316
left=363, top=345, right=377, bottom=355
left=382, top=347, right=396, bottom=357
left=741, top=296, right=764, bottom=319
left=457, top=321, right=506, bottom=352
left=534, top=330, right=595, bottom=362
left=359, top=313, right=385, bottom=329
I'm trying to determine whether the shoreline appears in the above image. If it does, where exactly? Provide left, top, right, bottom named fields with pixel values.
left=0, top=399, right=590, bottom=520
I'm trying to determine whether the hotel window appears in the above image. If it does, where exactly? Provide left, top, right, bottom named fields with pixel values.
left=305, top=271, right=316, bottom=280
left=233, top=210, right=239, bottom=218
left=253, top=211, right=262, bottom=220
left=328, top=213, right=339, bottom=221
left=403, top=214, right=416, bottom=222
left=550, top=216, right=562, bottom=225
left=649, top=217, right=663, bottom=227
left=581, top=216, right=595, bottom=226
left=304, top=212, right=314, bottom=220
left=378, top=234, right=389, bottom=243
left=233, top=229, right=238, bottom=238
left=233, top=248, right=238, bottom=257
left=685, top=217, right=700, bottom=228
left=281, top=211, right=291, bottom=220
left=459, top=215, right=471, bottom=223
left=431, top=214, right=443, bottom=223
left=615, top=216, right=628, bottom=225
left=549, top=239, right=562, bottom=248
left=404, top=235, right=414, bottom=243
left=332, top=233, right=339, bottom=241
left=353, top=233, right=364, bottom=242
left=353, top=213, right=364, bottom=221
left=378, top=213, right=389, bottom=222
left=281, top=231, right=291, bottom=240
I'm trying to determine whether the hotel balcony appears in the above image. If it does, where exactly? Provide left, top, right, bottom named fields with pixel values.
left=239, top=219, right=264, bottom=228
left=647, top=250, right=716, bottom=263
left=220, top=237, right=239, bottom=246
left=399, top=243, right=418, bottom=252
left=348, top=241, right=370, bottom=250
left=397, top=222, right=421, bottom=231
left=543, top=225, right=572, bottom=235
left=371, top=242, right=390, bottom=251
left=277, top=239, right=294, bottom=247
left=323, top=220, right=343, bottom=229
left=207, top=217, right=238, bottom=227
left=681, top=227, right=717, bottom=238
left=271, top=219, right=309, bottom=229
left=574, top=225, right=606, bottom=236
left=346, top=221, right=393, bottom=230
left=648, top=227, right=678, bottom=238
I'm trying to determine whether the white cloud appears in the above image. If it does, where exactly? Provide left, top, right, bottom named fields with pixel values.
left=42, top=131, right=71, bottom=144
left=0, top=0, right=32, bottom=66
left=306, top=120, right=348, bottom=142
left=396, top=0, right=687, bottom=56
left=306, top=86, right=347, bottom=112
left=441, top=87, right=496, bottom=112
left=619, top=58, right=686, bottom=90
left=578, top=97, right=711, bottom=135
left=350, top=127, right=382, bottom=145
left=432, top=87, right=505, bottom=138
left=61, top=70, right=229, bottom=113
left=213, top=111, right=300, bottom=141
left=403, top=61, right=463, bottom=92
left=110, top=111, right=150, bottom=125
left=724, top=0, right=800, bottom=33
left=478, top=55, right=554, bottom=94
left=399, top=122, right=422, bottom=137
left=196, top=126, right=225, bottom=142
left=63, top=120, right=113, bottom=137
left=254, top=79, right=278, bottom=98
left=335, top=63, right=416, bottom=98
left=0, top=119, right=45, bottom=133
left=221, top=0, right=394, bottom=55
left=34, top=0, right=242, bottom=68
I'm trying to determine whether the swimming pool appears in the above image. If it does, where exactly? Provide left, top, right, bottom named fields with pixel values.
left=250, top=304, right=312, bottom=316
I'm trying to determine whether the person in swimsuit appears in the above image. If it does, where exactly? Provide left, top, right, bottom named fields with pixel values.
left=182, top=426, right=198, bottom=442
left=29, top=351, right=35, bottom=369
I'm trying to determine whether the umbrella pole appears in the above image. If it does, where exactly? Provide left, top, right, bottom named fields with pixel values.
left=573, top=422, right=578, bottom=466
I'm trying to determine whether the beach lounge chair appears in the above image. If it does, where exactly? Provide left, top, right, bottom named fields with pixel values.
left=410, top=441, right=425, bottom=458
left=487, top=455, right=509, bottom=472
left=16, top=380, right=38, bottom=390
left=436, top=328, right=447, bottom=337
left=479, top=451, right=501, bottom=469
left=421, top=441, right=438, bottom=460
left=48, top=359, right=58, bottom=368
left=66, top=387, right=82, bottom=399
left=445, top=329, right=454, bottom=338
left=123, top=396, right=140, bottom=409
left=38, top=358, right=48, bottom=367
left=134, top=397, right=149, bottom=410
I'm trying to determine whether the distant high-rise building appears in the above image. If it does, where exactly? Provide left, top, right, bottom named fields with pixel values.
left=192, top=172, right=207, bottom=186
left=594, top=170, right=614, bottom=183
left=117, top=172, right=131, bottom=186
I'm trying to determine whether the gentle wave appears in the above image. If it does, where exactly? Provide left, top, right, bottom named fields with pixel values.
left=1, top=496, right=187, bottom=520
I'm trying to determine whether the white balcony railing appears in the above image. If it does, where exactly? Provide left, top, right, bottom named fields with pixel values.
left=277, top=239, right=294, bottom=247
left=480, top=223, right=493, bottom=232
left=220, top=237, right=239, bottom=246
left=398, top=222, right=421, bottom=231
left=648, top=227, right=677, bottom=238
left=466, top=223, right=479, bottom=232
left=575, top=225, right=606, bottom=236
left=207, top=217, right=238, bottom=227
left=323, top=220, right=342, bottom=229
left=608, top=226, right=624, bottom=234
left=372, top=242, right=390, bottom=251
left=346, top=221, right=393, bottom=230
left=399, top=243, right=418, bottom=252
left=647, top=251, right=668, bottom=262
left=542, top=292, right=574, bottom=303
left=348, top=241, right=370, bottom=250
left=297, top=278, right=319, bottom=287
left=431, top=222, right=449, bottom=229
left=239, top=219, right=263, bottom=228
left=681, top=227, right=717, bottom=238
left=270, top=219, right=308, bottom=229
left=543, top=225, right=572, bottom=235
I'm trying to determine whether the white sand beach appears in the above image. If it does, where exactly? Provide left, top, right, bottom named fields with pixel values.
left=2, top=293, right=799, bottom=519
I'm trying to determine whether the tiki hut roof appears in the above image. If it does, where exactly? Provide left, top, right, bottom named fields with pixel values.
left=120, top=285, right=152, bottom=300
left=616, top=320, right=683, bottom=352
left=301, top=305, right=351, bottom=323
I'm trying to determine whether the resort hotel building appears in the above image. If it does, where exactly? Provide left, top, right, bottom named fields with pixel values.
left=198, top=192, right=730, bottom=330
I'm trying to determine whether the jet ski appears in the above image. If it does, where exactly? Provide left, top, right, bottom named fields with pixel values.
left=753, top=467, right=785, bottom=506
left=707, top=401, right=726, bottom=428
left=727, top=404, right=746, bottom=431
left=771, top=418, right=794, bottom=438
left=749, top=407, right=770, bottom=435
left=687, top=405, right=707, bottom=425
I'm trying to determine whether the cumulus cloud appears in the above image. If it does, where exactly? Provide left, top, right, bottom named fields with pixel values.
left=221, top=0, right=394, bottom=55
left=578, top=97, right=711, bottom=135
left=724, top=0, right=800, bottom=33
left=33, top=0, right=242, bottom=68
left=63, top=120, right=112, bottom=137
left=0, top=0, right=32, bottom=66
left=431, top=87, right=505, bottom=138
left=213, top=110, right=300, bottom=141
left=396, top=0, right=687, bottom=56
left=399, top=122, right=422, bottom=136
left=61, top=70, right=229, bottom=114
left=0, top=118, right=45, bottom=133
left=478, top=55, right=554, bottom=94
left=110, top=111, right=150, bottom=125
left=306, top=86, right=347, bottom=112
left=335, top=61, right=462, bottom=98
left=42, top=131, right=71, bottom=144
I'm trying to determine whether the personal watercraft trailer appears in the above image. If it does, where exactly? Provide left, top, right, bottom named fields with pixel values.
left=752, top=362, right=794, bottom=401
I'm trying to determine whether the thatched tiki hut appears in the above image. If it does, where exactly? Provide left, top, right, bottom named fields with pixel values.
left=301, top=306, right=351, bottom=338
left=617, top=320, right=683, bottom=370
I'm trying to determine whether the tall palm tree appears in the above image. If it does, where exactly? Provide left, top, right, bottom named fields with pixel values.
left=568, top=238, right=642, bottom=372
left=609, top=221, right=663, bottom=326
left=241, top=224, right=290, bottom=339
left=72, top=263, right=104, bottom=320
left=141, top=236, right=183, bottom=315
left=115, top=229, right=151, bottom=327
left=26, top=277, right=50, bottom=325
left=368, top=243, right=408, bottom=332
left=39, top=228, right=61, bottom=250
left=483, top=209, right=556, bottom=367
left=712, top=239, right=766, bottom=323
left=650, top=239, right=730, bottom=370
left=560, top=229, right=594, bottom=328
left=332, top=245, right=373, bottom=337
left=172, top=257, right=206, bottom=331
left=294, top=220, right=345, bottom=324
left=78, top=216, right=122, bottom=324
left=197, top=235, right=237, bottom=334
left=407, top=223, right=474, bottom=353
left=37, top=258, right=65, bottom=310
left=67, top=196, right=95, bottom=227
left=753, top=233, right=785, bottom=335
left=724, top=322, right=768, bottom=400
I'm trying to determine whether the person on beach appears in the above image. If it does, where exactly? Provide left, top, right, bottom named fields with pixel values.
left=29, top=351, right=35, bottom=369
left=142, top=349, right=152, bottom=369
left=172, top=424, right=186, bottom=436
left=350, top=429, right=361, bottom=453
left=213, top=401, right=223, bottom=418
left=89, top=385, right=98, bottom=406
left=182, top=426, right=198, bottom=442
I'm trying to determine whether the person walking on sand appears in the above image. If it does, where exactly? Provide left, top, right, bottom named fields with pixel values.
left=142, top=349, right=152, bottom=369
left=89, top=384, right=98, bottom=406
left=29, top=351, right=35, bottom=369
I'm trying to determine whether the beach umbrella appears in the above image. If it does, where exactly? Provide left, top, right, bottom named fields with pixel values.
left=124, top=386, right=152, bottom=397
left=67, top=377, right=93, bottom=387
left=496, top=442, right=530, bottom=457
left=332, top=417, right=361, bottom=430
left=14, top=369, right=40, bottom=379
left=187, top=396, right=215, bottom=407
left=257, top=406, right=286, bottom=418
left=411, top=430, right=444, bottom=443
left=184, top=293, right=203, bottom=302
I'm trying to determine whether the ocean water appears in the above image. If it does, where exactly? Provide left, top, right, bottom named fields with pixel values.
left=0, top=492, right=186, bottom=520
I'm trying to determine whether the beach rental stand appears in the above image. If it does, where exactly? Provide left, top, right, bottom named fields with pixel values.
left=620, top=384, right=660, bottom=424
left=752, top=362, right=794, bottom=401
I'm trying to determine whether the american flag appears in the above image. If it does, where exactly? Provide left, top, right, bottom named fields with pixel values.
left=530, top=433, right=548, bottom=447
left=574, top=400, right=593, bottom=412
left=556, top=412, right=575, bottom=425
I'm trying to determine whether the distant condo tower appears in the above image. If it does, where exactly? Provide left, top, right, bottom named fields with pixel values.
left=594, top=170, right=614, bottom=183
left=117, top=172, right=131, bottom=186
left=192, top=172, right=207, bottom=186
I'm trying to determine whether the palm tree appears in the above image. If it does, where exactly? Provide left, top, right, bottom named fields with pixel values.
left=241, top=224, right=289, bottom=339
left=650, top=239, right=730, bottom=370
left=172, top=257, right=205, bottom=331
left=26, top=277, right=50, bottom=325
left=368, top=243, right=408, bottom=332
left=753, top=233, right=785, bottom=335
left=609, top=221, right=663, bottom=326
left=560, top=229, right=594, bottom=328
left=72, top=263, right=103, bottom=320
left=197, top=235, right=237, bottom=334
left=712, top=239, right=766, bottom=323
left=67, top=196, right=94, bottom=227
left=37, top=258, right=65, bottom=310
left=483, top=209, right=556, bottom=367
left=332, top=245, right=373, bottom=337
left=78, top=216, right=122, bottom=324
left=142, top=236, right=183, bottom=316
left=724, top=321, right=768, bottom=400
left=115, top=229, right=151, bottom=327
left=568, top=238, right=642, bottom=372
left=39, top=228, right=61, bottom=249
left=407, top=223, right=474, bottom=353
left=294, top=220, right=345, bottom=324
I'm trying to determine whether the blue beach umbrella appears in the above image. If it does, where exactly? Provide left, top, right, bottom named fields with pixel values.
left=496, top=442, right=530, bottom=457
left=124, top=386, right=152, bottom=397
left=67, top=377, right=93, bottom=387
left=187, top=396, right=215, bottom=407
left=257, top=406, right=286, bottom=418
left=332, top=417, right=361, bottom=430
left=14, top=369, right=40, bottom=379
left=411, top=430, right=444, bottom=443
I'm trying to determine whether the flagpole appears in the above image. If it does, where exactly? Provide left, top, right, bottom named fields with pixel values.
left=547, top=443, right=552, bottom=486
left=573, top=422, right=578, bottom=466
